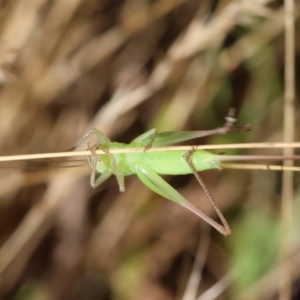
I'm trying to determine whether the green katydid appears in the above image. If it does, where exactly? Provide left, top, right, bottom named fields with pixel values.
left=71, top=115, right=298, bottom=236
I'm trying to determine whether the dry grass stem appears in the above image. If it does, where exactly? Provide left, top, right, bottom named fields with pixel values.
left=1, top=142, right=300, bottom=162
left=280, top=0, right=296, bottom=299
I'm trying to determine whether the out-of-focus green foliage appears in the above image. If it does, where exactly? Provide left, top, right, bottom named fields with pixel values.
left=229, top=207, right=280, bottom=291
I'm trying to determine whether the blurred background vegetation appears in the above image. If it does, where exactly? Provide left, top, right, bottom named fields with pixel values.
left=0, top=0, right=299, bottom=299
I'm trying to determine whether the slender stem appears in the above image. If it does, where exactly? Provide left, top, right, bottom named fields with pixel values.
left=280, top=0, right=295, bottom=299
left=1, top=142, right=300, bottom=162
left=221, top=163, right=300, bottom=172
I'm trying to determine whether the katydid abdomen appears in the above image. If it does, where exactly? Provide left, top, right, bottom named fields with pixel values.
left=124, top=149, right=219, bottom=175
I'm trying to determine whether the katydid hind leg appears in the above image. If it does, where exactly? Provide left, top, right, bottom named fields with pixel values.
left=149, top=109, right=250, bottom=147
left=131, top=128, right=193, bottom=147
left=132, top=128, right=248, bottom=148
left=184, top=149, right=231, bottom=236
left=136, top=164, right=230, bottom=236
left=151, top=125, right=251, bottom=147
left=136, top=166, right=173, bottom=200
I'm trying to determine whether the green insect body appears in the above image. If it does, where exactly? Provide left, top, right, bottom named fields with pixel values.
left=74, top=126, right=236, bottom=236
left=95, top=144, right=219, bottom=176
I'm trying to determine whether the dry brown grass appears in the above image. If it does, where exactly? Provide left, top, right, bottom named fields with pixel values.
left=0, top=0, right=299, bottom=299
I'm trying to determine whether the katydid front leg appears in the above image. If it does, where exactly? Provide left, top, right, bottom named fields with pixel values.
left=69, top=128, right=111, bottom=151
left=87, top=142, right=113, bottom=188
left=100, top=145, right=125, bottom=192
left=72, top=128, right=125, bottom=192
